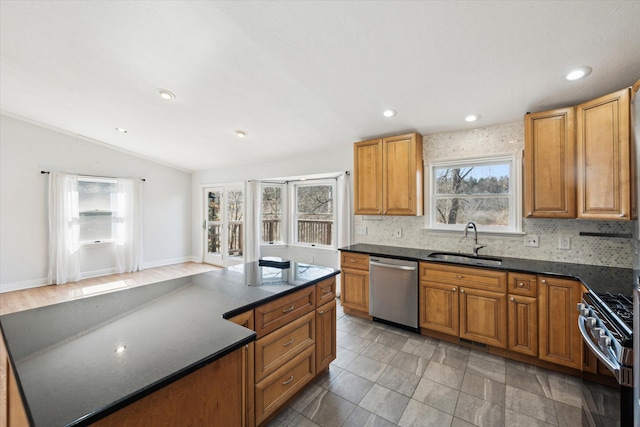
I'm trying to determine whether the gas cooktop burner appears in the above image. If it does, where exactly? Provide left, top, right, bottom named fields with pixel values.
left=596, top=292, right=634, bottom=330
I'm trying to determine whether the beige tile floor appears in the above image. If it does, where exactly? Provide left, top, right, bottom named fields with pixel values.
left=267, top=300, right=621, bottom=427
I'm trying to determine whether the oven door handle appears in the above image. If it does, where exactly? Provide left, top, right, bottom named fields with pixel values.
left=578, top=315, right=621, bottom=376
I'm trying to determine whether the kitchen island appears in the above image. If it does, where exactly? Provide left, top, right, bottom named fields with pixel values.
left=0, top=262, right=339, bottom=426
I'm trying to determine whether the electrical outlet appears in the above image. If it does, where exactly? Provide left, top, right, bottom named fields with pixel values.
left=355, top=226, right=367, bottom=235
left=558, top=236, right=571, bottom=250
left=524, top=234, right=539, bottom=247
left=392, top=229, right=402, bottom=238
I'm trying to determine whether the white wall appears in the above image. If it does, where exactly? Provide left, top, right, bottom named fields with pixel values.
left=191, top=145, right=353, bottom=269
left=0, top=114, right=193, bottom=291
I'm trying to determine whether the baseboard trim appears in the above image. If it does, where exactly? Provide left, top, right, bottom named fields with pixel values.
left=0, top=256, right=199, bottom=293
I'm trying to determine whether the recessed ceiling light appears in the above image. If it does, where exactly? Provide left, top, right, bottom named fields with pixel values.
left=565, top=66, right=592, bottom=81
left=235, top=130, right=247, bottom=138
left=465, top=114, right=480, bottom=122
left=383, top=109, right=397, bottom=118
left=115, top=127, right=128, bottom=133
left=157, top=89, right=176, bottom=100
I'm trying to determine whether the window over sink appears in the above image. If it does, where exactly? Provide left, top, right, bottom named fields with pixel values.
left=425, top=153, right=522, bottom=234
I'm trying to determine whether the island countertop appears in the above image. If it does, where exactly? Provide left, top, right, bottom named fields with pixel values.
left=0, top=262, right=339, bottom=427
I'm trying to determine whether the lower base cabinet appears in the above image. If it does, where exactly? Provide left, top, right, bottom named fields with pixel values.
left=507, top=295, right=538, bottom=356
left=316, top=299, right=337, bottom=372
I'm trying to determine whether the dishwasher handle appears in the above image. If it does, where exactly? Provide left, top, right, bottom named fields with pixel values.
left=369, top=260, right=417, bottom=271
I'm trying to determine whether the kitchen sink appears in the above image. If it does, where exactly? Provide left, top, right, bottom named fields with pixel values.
left=427, top=252, right=503, bottom=267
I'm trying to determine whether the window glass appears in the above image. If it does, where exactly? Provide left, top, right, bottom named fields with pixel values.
left=429, top=156, right=521, bottom=232
left=227, top=190, right=243, bottom=256
left=261, top=185, right=283, bottom=243
left=77, top=178, right=117, bottom=242
left=295, top=182, right=334, bottom=246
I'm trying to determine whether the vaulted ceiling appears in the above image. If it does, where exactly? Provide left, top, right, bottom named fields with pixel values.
left=1, top=1, right=639, bottom=171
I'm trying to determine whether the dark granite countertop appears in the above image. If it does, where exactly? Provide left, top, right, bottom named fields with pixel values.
left=340, top=243, right=634, bottom=296
left=0, top=262, right=339, bottom=427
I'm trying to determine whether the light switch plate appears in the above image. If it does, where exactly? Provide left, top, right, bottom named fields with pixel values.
left=392, top=229, right=402, bottom=238
left=558, top=236, right=571, bottom=250
left=355, top=226, right=367, bottom=235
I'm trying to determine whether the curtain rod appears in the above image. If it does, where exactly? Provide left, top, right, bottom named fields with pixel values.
left=252, top=171, right=349, bottom=184
left=40, top=171, right=146, bottom=181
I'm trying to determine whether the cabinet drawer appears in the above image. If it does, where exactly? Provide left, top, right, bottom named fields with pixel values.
left=507, top=272, right=537, bottom=297
left=255, top=311, right=315, bottom=382
left=255, top=346, right=315, bottom=425
left=316, top=276, right=336, bottom=307
left=255, top=286, right=315, bottom=338
left=420, top=263, right=506, bottom=292
left=340, top=251, right=370, bottom=271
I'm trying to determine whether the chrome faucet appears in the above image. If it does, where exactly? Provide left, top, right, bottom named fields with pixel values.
left=464, top=221, right=487, bottom=256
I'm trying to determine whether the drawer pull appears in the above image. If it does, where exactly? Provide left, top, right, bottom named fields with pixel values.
left=510, top=297, right=515, bottom=301
left=282, top=305, right=295, bottom=313
left=456, top=275, right=464, bottom=279
left=322, top=289, right=332, bottom=295
left=283, top=338, right=295, bottom=347
left=541, top=279, right=547, bottom=284
left=282, top=375, right=294, bottom=385
left=350, top=259, right=357, bottom=262
left=451, top=287, right=457, bottom=292
left=517, top=282, right=524, bottom=287
left=460, top=289, right=465, bottom=293
left=318, top=310, right=325, bottom=315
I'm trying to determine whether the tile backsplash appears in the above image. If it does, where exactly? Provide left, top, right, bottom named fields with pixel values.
left=353, top=122, right=636, bottom=269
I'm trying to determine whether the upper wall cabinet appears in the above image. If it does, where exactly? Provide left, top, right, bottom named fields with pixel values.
left=524, top=107, right=576, bottom=218
left=576, top=87, right=634, bottom=220
left=524, top=83, right=638, bottom=220
left=354, top=132, right=424, bottom=216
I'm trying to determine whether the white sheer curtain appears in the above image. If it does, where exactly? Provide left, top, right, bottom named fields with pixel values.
left=48, top=172, right=81, bottom=285
left=336, top=172, right=352, bottom=297
left=245, top=180, right=262, bottom=262
left=114, top=178, right=143, bottom=273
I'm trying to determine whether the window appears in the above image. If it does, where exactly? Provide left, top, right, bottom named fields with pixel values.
left=261, top=184, right=285, bottom=244
left=427, top=154, right=522, bottom=233
left=292, top=180, right=335, bottom=247
left=227, top=189, right=244, bottom=256
left=77, top=177, right=118, bottom=243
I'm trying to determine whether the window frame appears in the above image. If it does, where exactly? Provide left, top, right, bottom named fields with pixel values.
left=425, top=153, right=523, bottom=234
left=77, top=176, right=119, bottom=245
left=289, top=179, right=337, bottom=249
left=260, top=183, right=287, bottom=246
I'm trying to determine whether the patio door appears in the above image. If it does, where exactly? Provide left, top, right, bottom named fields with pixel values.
left=203, top=184, right=245, bottom=267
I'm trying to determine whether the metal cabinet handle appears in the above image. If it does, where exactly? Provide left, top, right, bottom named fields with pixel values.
left=322, top=289, right=332, bottom=295
left=283, top=338, right=295, bottom=347
left=619, top=213, right=625, bottom=218
left=541, top=279, right=546, bottom=284
left=510, top=297, right=515, bottom=301
left=282, top=375, right=294, bottom=385
left=282, top=305, right=295, bottom=313
left=452, top=287, right=457, bottom=292
left=456, top=275, right=464, bottom=279
left=318, top=310, right=325, bottom=315
left=460, top=289, right=465, bottom=293
left=517, top=282, right=524, bottom=287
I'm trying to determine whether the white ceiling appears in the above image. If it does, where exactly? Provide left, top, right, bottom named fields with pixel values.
left=1, top=1, right=639, bottom=172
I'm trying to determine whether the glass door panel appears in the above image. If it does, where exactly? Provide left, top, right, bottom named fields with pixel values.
left=203, top=185, right=245, bottom=267
left=204, top=188, right=223, bottom=265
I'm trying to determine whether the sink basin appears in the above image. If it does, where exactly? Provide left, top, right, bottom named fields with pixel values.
left=427, top=252, right=502, bottom=267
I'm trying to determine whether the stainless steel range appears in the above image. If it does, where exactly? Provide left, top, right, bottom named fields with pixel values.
left=578, top=291, right=634, bottom=426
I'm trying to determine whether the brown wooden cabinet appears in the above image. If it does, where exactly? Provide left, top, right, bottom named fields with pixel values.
left=316, top=299, right=337, bottom=373
left=507, top=272, right=538, bottom=357
left=340, top=251, right=370, bottom=316
left=229, top=311, right=255, bottom=427
left=524, top=107, right=576, bottom=218
left=419, top=263, right=507, bottom=348
left=576, top=87, right=633, bottom=220
left=538, top=275, right=582, bottom=370
left=354, top=133, right=423, bottom=216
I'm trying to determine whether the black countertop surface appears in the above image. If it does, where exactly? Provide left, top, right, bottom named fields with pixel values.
left=340, top=243, right=634, bottom=296
left=0, top=262, right=339, bottom=427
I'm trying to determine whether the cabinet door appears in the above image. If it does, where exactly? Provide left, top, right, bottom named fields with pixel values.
left=354, top=139, right=383, bottom=215
left=508, top=295, right=538, bottom=356
left=341, top=268, right=369, bottom=312
left=459, top=287, right=507, bottom=348
left=316, top=299, right=337, bottom=373
left=524, top=107, right=576, bottom=218
left=383, top=133, right=424, bottom=216
left=419, top=281, right=459, bottom=336
left=538, top=276, right=582, bottom=369
left=228, top=311, right=255, bottom=427
left=576, top=88, right=632, bottom=220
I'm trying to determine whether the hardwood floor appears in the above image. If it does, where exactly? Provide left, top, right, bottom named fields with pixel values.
left=0, top=262, right=219, bottom=427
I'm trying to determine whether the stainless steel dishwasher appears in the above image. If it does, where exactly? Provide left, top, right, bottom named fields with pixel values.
left=369, top=256, right=418, bottom=330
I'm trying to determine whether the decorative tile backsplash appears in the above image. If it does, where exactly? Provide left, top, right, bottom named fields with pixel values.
left=353, top=122, right=636, bottom=269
